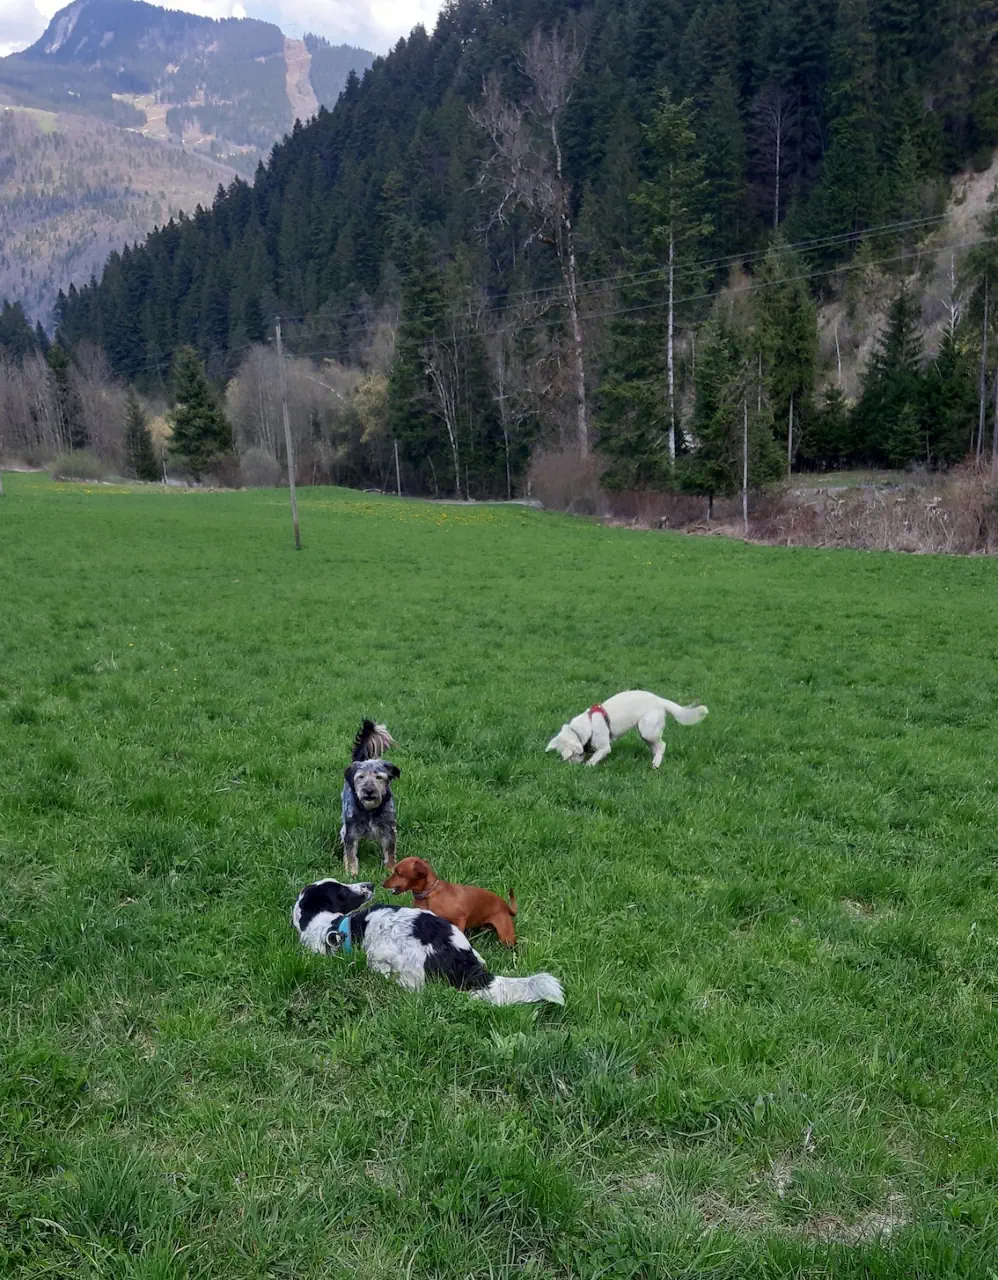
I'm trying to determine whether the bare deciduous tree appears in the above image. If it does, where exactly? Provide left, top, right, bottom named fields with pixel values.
left=424, top=338, right=463, bottom=498
left=472, top=24, right=589, bottom=455
left=750, top=83, right=798, bottom=231
left=72, top=343, right=127, bottom=461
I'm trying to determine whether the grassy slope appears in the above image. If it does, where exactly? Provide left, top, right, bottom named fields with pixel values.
left=2, top=473, right=997, bottom=1278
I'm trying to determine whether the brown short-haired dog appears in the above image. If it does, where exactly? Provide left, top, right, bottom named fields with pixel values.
left=382, top=857, right=518, bottom=946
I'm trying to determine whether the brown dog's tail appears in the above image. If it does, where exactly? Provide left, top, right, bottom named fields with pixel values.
left=507, top=890, right=517, bottom=916
left=351, top=719, right=396, bottom=762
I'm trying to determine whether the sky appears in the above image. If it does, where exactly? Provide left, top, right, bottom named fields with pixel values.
left=0, top=0, right=446, bottom=58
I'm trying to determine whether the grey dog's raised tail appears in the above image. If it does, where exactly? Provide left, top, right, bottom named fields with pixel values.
left=471, top=973, right=564, bottom=1006
left=351, top=719, right=396, bottom=761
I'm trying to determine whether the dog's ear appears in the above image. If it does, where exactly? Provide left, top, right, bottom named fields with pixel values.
left=344, top=762, right=358, bottom=786
left=386, top=763, right=401, bottom=781
left=409, top=857, right=431, bottom=879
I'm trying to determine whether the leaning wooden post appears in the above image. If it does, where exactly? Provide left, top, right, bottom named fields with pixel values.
left=742, top=390, right=749, bottom=537
left=274, top=317, right=301, bottom=551
left=394, top=439, right=402, bottom=497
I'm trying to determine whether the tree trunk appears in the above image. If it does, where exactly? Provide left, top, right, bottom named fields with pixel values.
left=979, top=275, right=989, bottom=462
left=667, top=222, right=676, bottom=463
left=565, top=258, right=588, bottom=458
left=787, top=390, right=794, bottom=479
left=550, top=114, right=588, bottom=457
left=773, top=112, right=781, bottom=230
left=274, top=318, right=302, bottom=552
left=834, top=324, right=842, bottom=386
left=992, top=356, right=998, bottom=483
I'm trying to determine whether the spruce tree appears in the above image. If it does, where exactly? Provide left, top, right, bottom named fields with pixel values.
left=168, top=346, right=233, bottom=481
left=804, top=385, right=852, bottom=470
left=887, top=399, right=923, bottom=468
left=632, top=90, right=713, bottom=464
left=801, top=0, right=881, bottom=246
left=387, top=229, right=446, bottom=493
left=702, top=71, right=747, bottom=258
left=853, top=285, right=925, bottom=464
left=47, top=344, right=86, bottom=451
left=754, top=238, right=818, bottom=472
left=124, top=391, right=160, bottom=482
left=923, top=328, right=977, bottom=465
left=679, top=307, right=782, bottom=513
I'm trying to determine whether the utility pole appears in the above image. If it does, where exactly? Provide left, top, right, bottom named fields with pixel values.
left=393, top=440, right=402, bottom=497
left=742, top=390, right=749, bottom=538
left=274, top=317, right=301, bottom=551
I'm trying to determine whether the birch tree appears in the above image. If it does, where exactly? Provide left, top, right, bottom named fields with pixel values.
left=472, top=25, right=589, bottom=455
left=750, top=83, right=799, bottom=230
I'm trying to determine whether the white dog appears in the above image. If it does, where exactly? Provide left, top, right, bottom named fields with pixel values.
left=546, top=690, right=708, bottom=769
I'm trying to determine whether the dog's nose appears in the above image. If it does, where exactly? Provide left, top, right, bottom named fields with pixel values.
left=363, top=883, right=375, bottom=894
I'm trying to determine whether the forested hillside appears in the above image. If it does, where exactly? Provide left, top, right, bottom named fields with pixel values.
left=41, top=0, right=998, bottom=494
left=0, top=1, right=373, bottom=327
left=0, top=107, right=237, bottom=328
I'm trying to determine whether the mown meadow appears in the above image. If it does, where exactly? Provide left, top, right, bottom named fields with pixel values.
left=2, top=472, right=998, bottom=1278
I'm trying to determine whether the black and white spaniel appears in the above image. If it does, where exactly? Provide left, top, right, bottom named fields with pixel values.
left=291, top=879, right=564, bottom=1006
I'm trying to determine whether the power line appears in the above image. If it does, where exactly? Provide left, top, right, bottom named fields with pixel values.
left=269, top=210, right=953, bottom=341
left=92, top=217, right=986, bottom=379
left=254, top=231, right=998, bottom=369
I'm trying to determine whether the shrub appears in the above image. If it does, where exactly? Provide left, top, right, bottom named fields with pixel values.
left=753, top=466, right=998, bottom=554
left=50, top=450, right=116, bottom=482
left=202, top=454, right=243, bottom=489
left=527, top=448, right=607, bottom=516
left=239, top=447, right=282, bottom=488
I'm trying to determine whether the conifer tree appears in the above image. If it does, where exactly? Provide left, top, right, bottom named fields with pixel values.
left=125, top=391, right=160, bottom=482
left=46, top=344, right=86, bottom=451
left=702, top=71, right=747, bottom=259
left=387, top=229, right=446, bottom=492
left=634, top=90, right=713, bottom=464
left=923, top=327, right=977, bottom=465
left=754, top=238, right=818, bottom=472
left=168, top=346, right=233, bottom=480
left=801, top=0, right=880, bottom=246
left=679, top=307, right=782, bottom=514
left=853, top=284, right=925, bottom=464
left=805, top=385, right=852, bottom=470
left=887, top=399, right=922, bottom=468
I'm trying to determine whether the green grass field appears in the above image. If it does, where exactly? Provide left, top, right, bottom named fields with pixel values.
left=3, top=472, right=998, bottom=1279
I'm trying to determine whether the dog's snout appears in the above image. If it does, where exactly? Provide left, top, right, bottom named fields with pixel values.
left=363, top=882, right=375, bottom=895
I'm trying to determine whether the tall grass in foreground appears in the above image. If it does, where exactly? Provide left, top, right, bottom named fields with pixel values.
left=2, top=472, right=998, bottom=1277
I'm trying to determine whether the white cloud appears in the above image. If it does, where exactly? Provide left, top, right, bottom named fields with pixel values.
left=251, top=0, right=444, bottom=50
left=0, top=0, right=441, bottom=59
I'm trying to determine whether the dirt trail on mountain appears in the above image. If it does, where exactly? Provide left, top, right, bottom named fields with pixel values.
left=284, top=39, right=319, bottom=125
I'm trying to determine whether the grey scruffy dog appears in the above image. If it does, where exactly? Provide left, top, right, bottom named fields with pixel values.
left=340, top=720, right=400, bottom=877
